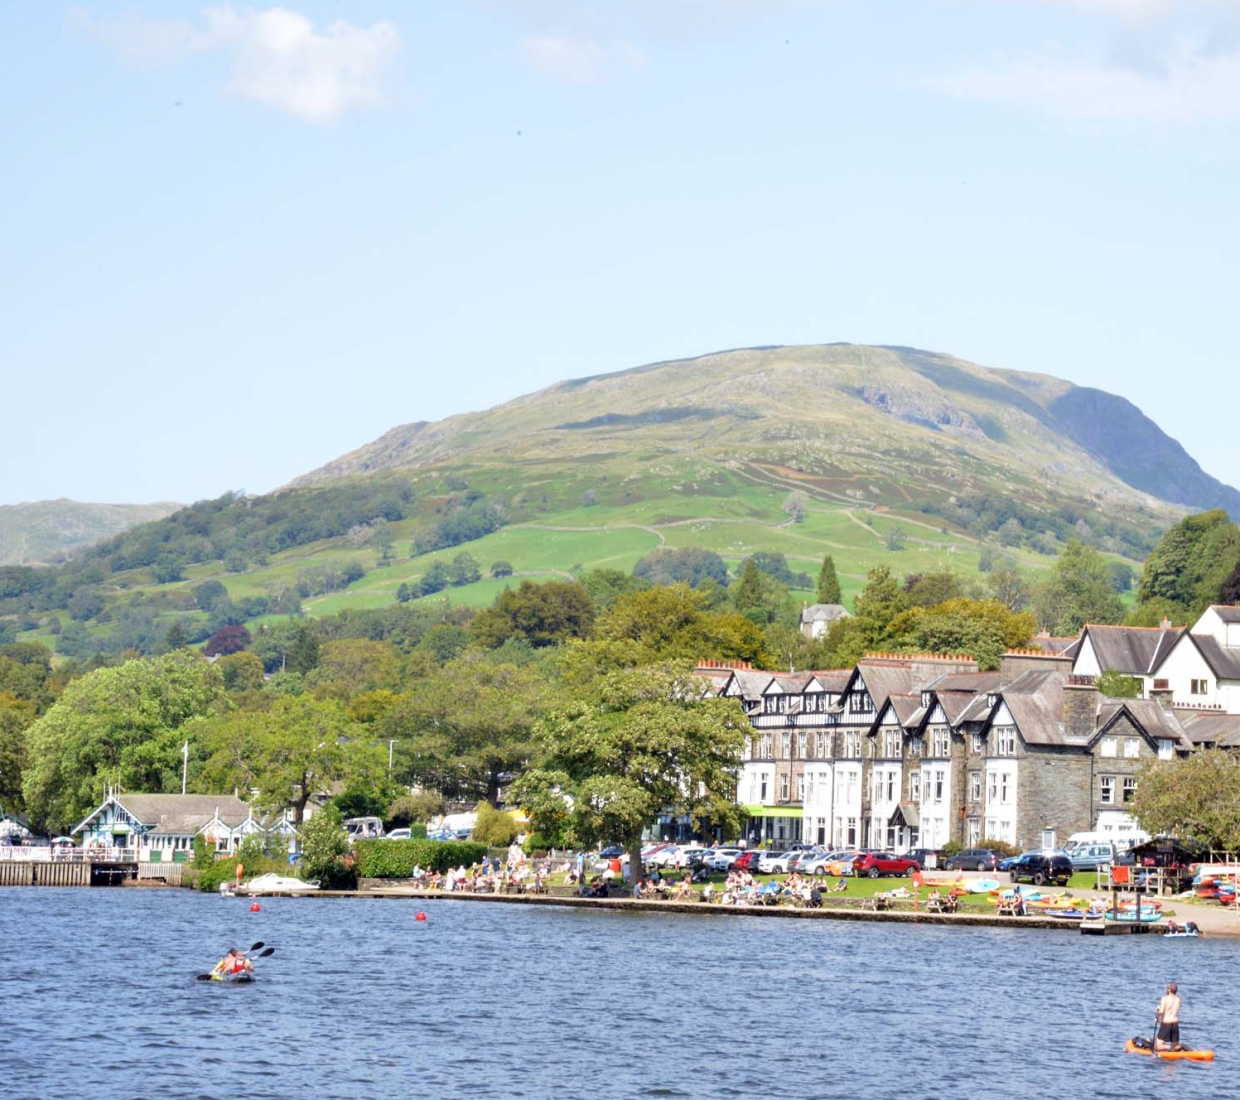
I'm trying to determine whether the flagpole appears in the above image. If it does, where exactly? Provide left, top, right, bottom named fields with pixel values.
left=182, top=741, right=189, bottom=795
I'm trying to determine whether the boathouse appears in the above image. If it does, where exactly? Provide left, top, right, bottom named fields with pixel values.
left=71, top=793, right=257, bottom=862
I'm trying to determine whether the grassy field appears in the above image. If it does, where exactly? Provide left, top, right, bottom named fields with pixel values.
left=13, top=451, right=1135, bottom=653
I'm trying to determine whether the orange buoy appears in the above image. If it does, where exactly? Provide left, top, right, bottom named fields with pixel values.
left=415, top=911, right=427, bottom=922
left=250, top=902, right=261, bottom=912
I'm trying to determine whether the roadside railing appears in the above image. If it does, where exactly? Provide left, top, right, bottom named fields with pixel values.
left=0, top=846, right=139, bottom=863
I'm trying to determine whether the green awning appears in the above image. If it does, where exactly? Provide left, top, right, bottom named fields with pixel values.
left=740, top=804, right=804, bottom=819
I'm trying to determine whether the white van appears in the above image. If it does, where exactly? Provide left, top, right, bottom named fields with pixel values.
left=1066, top=830, right=1148, bottom=853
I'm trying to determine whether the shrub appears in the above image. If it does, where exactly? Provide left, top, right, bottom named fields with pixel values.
left=470, top=801, right=518, bottom=847
left=298, top=805, right=356, bottom=888
left=353, top=839, right=487, bottom=878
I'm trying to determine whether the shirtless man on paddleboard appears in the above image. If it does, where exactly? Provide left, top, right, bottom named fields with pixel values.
left=1155, top=982, right=1182, bottom=1051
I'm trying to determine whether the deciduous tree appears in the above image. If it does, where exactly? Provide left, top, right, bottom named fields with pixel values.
left=21, top=651, right=223, bottom=830
left=1131, top=750, right=1240, bottom=852
left=511, top=664, right=746, bottom=874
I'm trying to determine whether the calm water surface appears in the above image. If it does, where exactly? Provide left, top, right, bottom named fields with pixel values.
left=1, top=888, right=1233, bottom=1100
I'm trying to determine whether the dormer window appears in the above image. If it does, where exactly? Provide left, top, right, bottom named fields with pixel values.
left=1157, top=740, right=1174, bottom=761
left=987, top=694, right=998, bottom=708
left=921, top=691, right=932, bottom=707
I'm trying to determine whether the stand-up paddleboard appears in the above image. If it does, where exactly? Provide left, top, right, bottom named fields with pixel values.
left=1125, top=1039, right=1214, bottom=1062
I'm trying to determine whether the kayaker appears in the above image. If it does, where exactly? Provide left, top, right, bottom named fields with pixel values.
left=1154, top=982, right=1182, bottom=1051
left=211, top=948, right=253, bottom=979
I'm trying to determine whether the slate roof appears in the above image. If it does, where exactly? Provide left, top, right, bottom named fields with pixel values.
left=75, top=794, right=252, bottom=837
left=853, top=663, right=918, bottom=713
left=1189, top=635, right=1240, bottom=680
left=930, top=671, right=1003, bottom=694
left=1096, top=700, right=1191, bottom=749
left=806, top=671, right=852, bottom=693
left=770, top=674, right=813, bottom=693
left=728, top=670, right=777, bottom=702
left=1028, top=634, right=1080, bottom=655
left=992, top=669, right=1070, bottom=746
left=1179, top=712, right=1240, bottom=748
left=936, top=690, right=985, bottom=726
left=1209, top=605, right=1240, bottom=623
left=1081, top=624, right=1184, bottom=676
left=885, top=693, right=923, bottom=727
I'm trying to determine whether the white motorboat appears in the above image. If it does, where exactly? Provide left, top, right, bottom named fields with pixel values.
left=241, top=872, right=320, bottom=895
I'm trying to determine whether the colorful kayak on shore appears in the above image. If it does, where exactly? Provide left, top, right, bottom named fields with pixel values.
left=1125, top=1039, right=1214, bottom=1062
left=965, top=878, right=1000, bottom=893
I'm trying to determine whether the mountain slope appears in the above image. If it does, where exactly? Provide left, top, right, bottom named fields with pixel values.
left=291, top=343, right=1235, bottom=519
left=0, top=499, right=183, bottom=565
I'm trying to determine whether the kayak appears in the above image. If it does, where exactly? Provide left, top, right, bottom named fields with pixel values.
left=208, top=972, right=255, bottom=984
left=1125, top=1039, right=1214, bottom=1062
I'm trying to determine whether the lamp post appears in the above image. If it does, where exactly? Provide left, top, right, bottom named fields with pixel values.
left=388, top=740, right=397, bottom=774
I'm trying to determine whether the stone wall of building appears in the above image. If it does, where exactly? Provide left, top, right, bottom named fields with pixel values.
left=1017, top=747, right=1092, bottom=850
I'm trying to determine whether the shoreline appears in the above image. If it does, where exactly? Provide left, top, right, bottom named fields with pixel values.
left=262, top=885, right=1087, bottom=932
left=236, top=885, right=1240, bottom=937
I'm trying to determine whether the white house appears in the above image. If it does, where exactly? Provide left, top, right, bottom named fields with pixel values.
left=799, top=603, right=851, bottom=640
left=72, top=793, right=264, bottom=862
left=1070, top=622, right=1183, bottom=696
left=1153, top=606, right=1240, bottom=712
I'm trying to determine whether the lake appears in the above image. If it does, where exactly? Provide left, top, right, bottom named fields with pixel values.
left=1, top=888, right=1232, bottom=1099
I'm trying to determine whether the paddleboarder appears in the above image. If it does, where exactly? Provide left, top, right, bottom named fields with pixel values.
left=1154, top=982, right=1182, bottom=1052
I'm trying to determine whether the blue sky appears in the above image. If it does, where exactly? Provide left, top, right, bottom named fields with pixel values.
left=3, top=1, right=1239, bottom=506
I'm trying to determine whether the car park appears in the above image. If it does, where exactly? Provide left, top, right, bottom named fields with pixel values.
left=1008, top=851, right=1073, bottom=887
left=944, top=848, right=1003, bottom=872
left=852, top=852, right=921, bottom=878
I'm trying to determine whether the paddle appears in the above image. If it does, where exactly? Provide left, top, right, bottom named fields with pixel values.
left=195, top=946, right=275, bottom=981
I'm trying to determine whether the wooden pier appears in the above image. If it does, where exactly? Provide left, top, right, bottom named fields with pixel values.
left=0, top=860, right=91, bottom=887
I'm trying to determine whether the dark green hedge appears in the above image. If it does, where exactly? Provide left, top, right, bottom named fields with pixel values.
left=353, top=839, right=487, bottom=878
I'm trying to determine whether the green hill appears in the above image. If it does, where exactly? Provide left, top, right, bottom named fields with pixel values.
left=0, top=499, right=183, bottom=566
left=5, top=343, right=1232, bottom=656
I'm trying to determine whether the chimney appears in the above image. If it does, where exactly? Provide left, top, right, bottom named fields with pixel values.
left=1160, top=617, right=1172, bottom=630
left=1063, top=675, right=1098, bottom=740
left=1000, top=649, right=1072, bottom=682
left=1150, top=679, right=1174, bottom=711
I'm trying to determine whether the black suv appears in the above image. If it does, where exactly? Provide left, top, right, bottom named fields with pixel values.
left=1008, top=852, right=1072, bottom=887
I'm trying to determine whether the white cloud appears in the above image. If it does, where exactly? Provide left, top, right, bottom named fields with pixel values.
left=929, top=38, right=1240, bottom=121
left=522, top=34, right=608, bottom=83
left=71, top=5, right=400, bottom=123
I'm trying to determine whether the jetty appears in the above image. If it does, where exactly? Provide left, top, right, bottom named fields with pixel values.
left=0, top=846, right=184, bottom=887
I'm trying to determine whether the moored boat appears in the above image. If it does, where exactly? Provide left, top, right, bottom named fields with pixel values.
left=242, top=873, right=320, bottom=895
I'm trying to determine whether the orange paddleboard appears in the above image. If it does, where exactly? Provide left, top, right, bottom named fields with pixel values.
left=1125, top=1039, right=1215, bottom=1062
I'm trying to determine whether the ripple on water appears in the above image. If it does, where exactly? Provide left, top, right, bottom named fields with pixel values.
left=0, top=889, right=1232, bottom=1100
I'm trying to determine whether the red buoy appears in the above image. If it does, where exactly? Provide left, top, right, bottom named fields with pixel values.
left=415, top=911, right=427, bottom=922
left=250, top=902, right=261, bottom=912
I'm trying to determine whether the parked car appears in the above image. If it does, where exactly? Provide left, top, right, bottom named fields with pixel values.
left=852, top=852, right=921, bottom=878
left=1069, top=842, right=1116, bottom=872
left=705, top=847, right=745, bottom=871
left=758, top=851, right=795, bottom=874
left=824, top=851, right=862, bottom=876
left=384, top=828, right=412, bottom=841
left=733, top=851, right=764, bottom=872
left=1008, top=851, right=1073, bottom=887
left=787, top=848, right=826, bottom=870
left=647, top=845, right=685, bottom=868
left=944, top=848, right=1002, bottom=872
left=798, top=850, right=848, bottom=875
left=904, top=848, right=946, bottom=870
